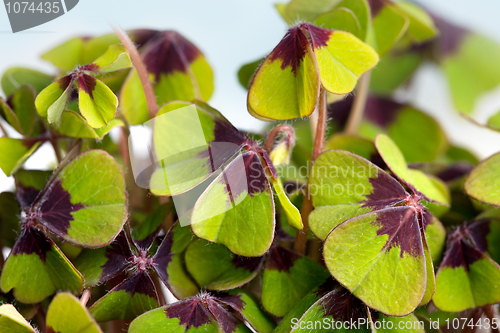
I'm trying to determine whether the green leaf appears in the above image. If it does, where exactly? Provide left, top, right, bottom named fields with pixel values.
left=283, top=0, right=340, bottom=22
left=324, top=208, right=428, bottom=316
left=0, top=304, right=35, bottom=333
left=185, top=239, right=263, bottom=290
left=46, top=292, right=103, bottom=333
left=55, top=110, right=124, bottom=139
left=375, top=134, right=450, bottom=209
left=335, top=0, right=370, bottom=41
left=309, top=150, right=401, bottom=240
left=370, top=311, right=425, bottom=333
left=42, top=37, right=86, bottom=70
left=0, top=86, right=37, bottom=136
left=30, top=150, right=127, bottom=247
left=487, top=110, right=500, bottom=131
left=306, top=25, right=379, bottom=95
left=312, top=8, right=362, bottom=40
left=394, top=1, right=437, bottom=43
left=465, top=152, right=500, bottom=207
left=152, top=222, right=198, bottom=299
left=190, top=152, right=275, bottom=257
left=90, top=44, right=132, bottom=73
left=14, top=169, right=52, bottom=208
left=261, top=247, right=329, bottom=316
left=89, top=272, right=159, bottom=322
left=237, top=58, right=263, bottom=90
left=0, top=226, right=84, bottom=304
left=119, top=69, right=149, bottom=125
left=226, top=289, right=275, bottom=333
left=78, top=74, right=118, bottom=128
left=0, top=138, right=40, bottom=177
left=323, top=134, right=377, bottom=160
left=371, top=4, right=409, bottom=56
left=0, top=192, right=21, bottom=248
left=35, top=75, right=73, bottom=123
left=442, top=34, right=500, bottom=115
left=369, top=50, right=422, bottom=95
left=132, top=203, right=173, bottom=243
left=272, top=178, right=303, bottom=230
left=1, top=67, right=53, bottom=96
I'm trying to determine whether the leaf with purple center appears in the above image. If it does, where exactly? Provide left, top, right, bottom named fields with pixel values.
left=120, top=30, right=214, bottom=125
left=128, top=292, right=254, bottom=333
left=25, top=150, right=127, bottom=248
left=77, top=222, right=199, bottom=321
left=275, top=279, right=424, bottom=333
left=311, top=136, right=446, bottom=315
left=185, top=239, right=264, bottom=291
left=149, top=101, right=301, bottom=256
left=433, top=217, right=500, bottom=312
left=261, top=246, right=330, bottom=317
left=46, top=292, right=103, bottom=333
left=247, top=22, right=378, bottom=121
left=0, top=226, right=84, bottom=304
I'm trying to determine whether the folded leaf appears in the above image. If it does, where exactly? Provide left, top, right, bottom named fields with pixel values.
left=224, top=289, right=275, bottom=333
left=313, top=8, right=362, bottom=40
left=370, top=1, right=409, bottom=56
left=35, top=75, right=74, bottom=124
left=0, top=226, right=83, bottom=303
left=55, top=110, right=123, bottom=139
left=46, top=292, right=103, bottom=333
left=261, top=247, right=329, bottom=316
left=89, top=44, right=132, bottom=73
left=272, top=178, right=303, bottom=229
left=185, top=239, right=264, bottom=290
left=394, top=1, right=437, bottom=43
left=247, top=26, right=320, bottom=120
left=89, top=272, right=159, bottom=322
left=29, top=150, right=127, bottom=247
left=465, top=152, right=500, bottom=207
left=0, top=138, right=40, bottom=177
left=0, top=304, right=35, bottom=333
left=78, top=74, right=118, bottom=128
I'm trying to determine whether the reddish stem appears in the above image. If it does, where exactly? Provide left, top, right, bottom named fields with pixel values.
left=113, top=26, right=158, bottom=119
left=265, top=124, right=295, bottom=154
left=294, top=87, right=327, bottom=254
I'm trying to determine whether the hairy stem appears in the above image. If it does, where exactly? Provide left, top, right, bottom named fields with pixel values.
left=50, top=139, right=62, bottom=164
left=265, top=124, right=295, bottom=154
left=0, top=120, right=8, bottom=137
left=344, top=71, right=371, bottom=135
left=294, top=87, right=327, bottom=254
left=80, top=289, right=91, bottom=306
left=113, top=26, right=158, bottom=118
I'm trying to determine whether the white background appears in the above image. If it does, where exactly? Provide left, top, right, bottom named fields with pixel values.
left=0, top=0, right=500, bottom=192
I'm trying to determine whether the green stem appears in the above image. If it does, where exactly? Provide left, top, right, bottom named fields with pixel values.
left=294, top=87, right=327, bottom=254
left=344, top=71, right=372, bottom=135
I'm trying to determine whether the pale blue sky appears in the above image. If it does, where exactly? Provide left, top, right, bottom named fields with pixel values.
left=1, top=0, right=500, bottom=191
